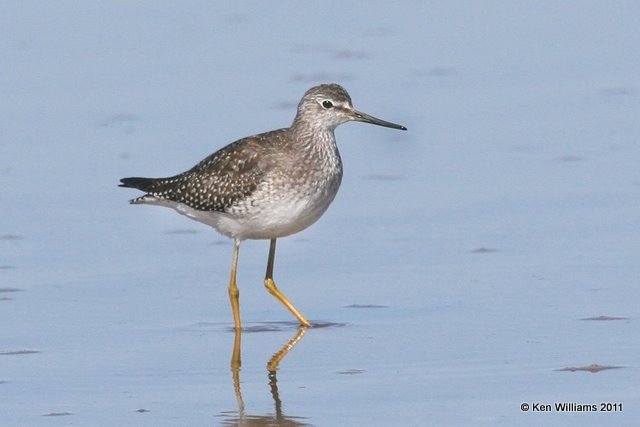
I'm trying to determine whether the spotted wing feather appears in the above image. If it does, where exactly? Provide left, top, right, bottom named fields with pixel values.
left=120, top=136, right=270, bottom=212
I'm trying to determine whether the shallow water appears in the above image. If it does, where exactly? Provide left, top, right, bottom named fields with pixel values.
left=2, top=2, right=640, bottom=426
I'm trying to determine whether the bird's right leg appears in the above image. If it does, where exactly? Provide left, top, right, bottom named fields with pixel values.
left=228, top=239, right=242, bottom=330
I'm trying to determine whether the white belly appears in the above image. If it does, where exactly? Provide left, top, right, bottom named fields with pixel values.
left=141, top=180, right=339, bottom=241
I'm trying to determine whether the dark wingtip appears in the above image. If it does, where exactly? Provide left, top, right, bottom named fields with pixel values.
left=119, top=177, right=154, bottom=190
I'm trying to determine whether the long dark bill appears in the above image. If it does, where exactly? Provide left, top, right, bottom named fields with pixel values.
left=352, top=110, right=407, bottom=131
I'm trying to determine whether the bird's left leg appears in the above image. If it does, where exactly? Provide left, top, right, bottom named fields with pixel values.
left=263, top=239, right=311, bottom=327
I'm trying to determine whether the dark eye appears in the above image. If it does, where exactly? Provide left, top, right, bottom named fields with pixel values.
left=322, top=100, right=333, bottom=109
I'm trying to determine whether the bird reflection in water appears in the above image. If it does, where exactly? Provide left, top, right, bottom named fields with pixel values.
left=220, top=326, right=312, bottom=426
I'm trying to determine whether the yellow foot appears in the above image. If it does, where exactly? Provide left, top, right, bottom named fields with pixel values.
left=264, top=278, right=311, bottom=327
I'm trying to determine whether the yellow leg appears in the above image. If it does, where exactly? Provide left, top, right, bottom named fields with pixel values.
left=228, top=239, right=242, bottom=330
left=264, top=239, right=311, bottom=327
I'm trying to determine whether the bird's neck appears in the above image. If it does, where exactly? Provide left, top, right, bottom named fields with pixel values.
left=289, top=120, right=338, bottom=153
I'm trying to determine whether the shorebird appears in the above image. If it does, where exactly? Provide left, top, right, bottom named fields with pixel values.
left=120, top=84, right=406, bottom=329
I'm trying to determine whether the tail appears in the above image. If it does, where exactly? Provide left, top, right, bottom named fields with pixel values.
left=119, top=177, right=156, bottom=191
left=119, top=177, right=161, bottom=204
